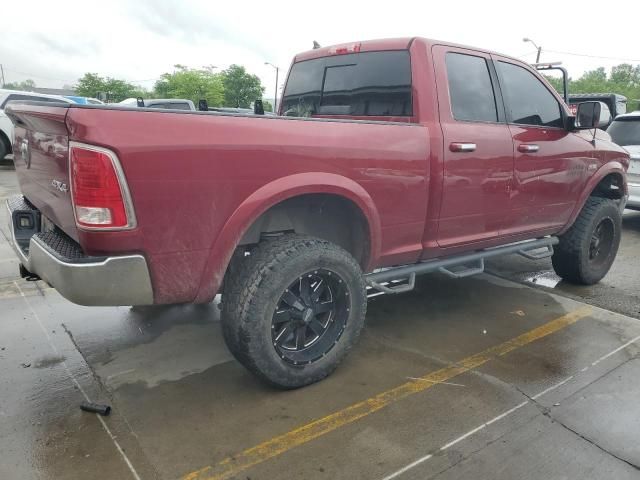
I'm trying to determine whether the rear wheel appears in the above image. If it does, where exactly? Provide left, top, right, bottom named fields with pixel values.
left=221, top=234, right=367, bottom=388
left=552, top=197, right=621, bottom=285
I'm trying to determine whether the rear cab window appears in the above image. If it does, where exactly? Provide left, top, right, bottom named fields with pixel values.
left=281, top=50, right=412, bottom=117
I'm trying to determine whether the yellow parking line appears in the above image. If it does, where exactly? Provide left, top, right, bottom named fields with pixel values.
left=182, top=306, right=592, bottom=480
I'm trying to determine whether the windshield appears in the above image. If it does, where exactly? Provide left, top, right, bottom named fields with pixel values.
left=607, top=119, right=640, bottom=146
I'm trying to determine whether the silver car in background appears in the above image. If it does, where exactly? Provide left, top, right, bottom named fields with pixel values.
left=608, top=111, right=640, bottom=210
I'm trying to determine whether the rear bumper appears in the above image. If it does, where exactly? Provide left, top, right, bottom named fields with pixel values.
left=627, top=182, right=640, bottom=210
left=6, top=195, right=153, bottom=306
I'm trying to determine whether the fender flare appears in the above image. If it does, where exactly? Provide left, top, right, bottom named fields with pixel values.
left=193, top=172, right=382, bottom=303
left=559, top=161, right=627, bottom=235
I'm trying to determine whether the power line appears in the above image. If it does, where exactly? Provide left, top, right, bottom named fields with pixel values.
left=1, top=65, right=160, bottom=86
left=544, top=49, right=640, bottom=63
left=516, top=50, right=539, bottom=58
left=2, top=67, right=75, bottom=83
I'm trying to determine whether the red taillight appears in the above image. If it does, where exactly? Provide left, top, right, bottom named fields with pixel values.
left=70, top=144, right=135, bottom=229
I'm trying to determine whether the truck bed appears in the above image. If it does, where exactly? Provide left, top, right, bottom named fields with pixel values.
left=7, top=102, right=431, bottom=303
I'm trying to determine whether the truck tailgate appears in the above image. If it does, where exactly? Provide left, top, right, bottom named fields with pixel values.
left=6, top=103, right=78, bottom=240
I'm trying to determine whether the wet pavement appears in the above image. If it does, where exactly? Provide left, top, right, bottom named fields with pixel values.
left=2, top=164, right=640, bottom=480
left=486, top=209, right=640, bottom=320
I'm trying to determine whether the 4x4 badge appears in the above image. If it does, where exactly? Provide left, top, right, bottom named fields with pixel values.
left=51, top=179, right=69, bottom=193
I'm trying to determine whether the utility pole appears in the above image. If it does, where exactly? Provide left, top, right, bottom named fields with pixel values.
left=523, top=38, right=542, bottom=63
left=0, top=64, right=5, bottom=87
left=265, top=62, right=279, bottom=113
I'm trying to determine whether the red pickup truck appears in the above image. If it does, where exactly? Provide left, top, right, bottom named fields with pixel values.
left=6, top=38, right=629, bottom=388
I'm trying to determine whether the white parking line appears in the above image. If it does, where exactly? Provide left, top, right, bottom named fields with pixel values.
left=380, top=333, right=640, bottom=480
left=14, top=281, right=143, bottom=480
left=381, top=454, right=433, bottom=480
left=531, top=375, right=574, bottom=400
left=590, top=334, right=640, bottom=367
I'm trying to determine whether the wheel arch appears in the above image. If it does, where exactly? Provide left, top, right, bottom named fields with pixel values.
left=559, top=163, right=627, bottom=235
left=193, top=173, right=382, bottom=303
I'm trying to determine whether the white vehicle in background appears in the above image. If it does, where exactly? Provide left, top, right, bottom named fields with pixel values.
left=0, top=89, right=75, bottom=161
left=118, top=97, right=196, bottom=111
left=64, top=95, right=105, bottom=105
left=607, top=111, right=640, bottom=210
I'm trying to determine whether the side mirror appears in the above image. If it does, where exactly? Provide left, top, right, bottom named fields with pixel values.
left=254, top=99, right=264, bottom=116
left=575, top=101, right=611, bottom=129
left=198, top=99, right=208, bottom=111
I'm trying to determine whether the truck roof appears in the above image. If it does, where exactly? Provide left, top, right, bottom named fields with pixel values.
left=294, top=37, right=524, bottom=64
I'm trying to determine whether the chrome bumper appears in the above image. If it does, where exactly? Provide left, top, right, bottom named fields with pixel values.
left=6, top=196, right=154, bottom=306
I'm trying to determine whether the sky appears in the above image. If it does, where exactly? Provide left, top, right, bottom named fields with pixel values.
left=1, top=0, right=639, bottom=99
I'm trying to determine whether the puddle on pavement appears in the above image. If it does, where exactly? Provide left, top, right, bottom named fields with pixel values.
left=526, top=271, right=562, bottom=288
left=33, top=354, right=66, bottom=369
left=96, top=322, right=233, bottom=389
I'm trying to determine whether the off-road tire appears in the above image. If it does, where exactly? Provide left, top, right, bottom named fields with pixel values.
left=221, top=234, right=367, bottom=389
left=552, top=197, right=621, bottom=285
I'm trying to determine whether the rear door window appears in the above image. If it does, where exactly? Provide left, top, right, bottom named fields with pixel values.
left=282, top=50, right=412, bottom=117
left=496, top=61, right=563, bottom=128
left=445, top=53, right=498, bottom=122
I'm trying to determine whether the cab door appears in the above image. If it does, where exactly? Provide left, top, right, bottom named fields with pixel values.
left=491, top=56, right=593, bottom=235
left=431, top=46, right=514, bottom=248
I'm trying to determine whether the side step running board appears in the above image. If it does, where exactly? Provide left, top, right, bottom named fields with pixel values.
left=365, top=236, right=558, bottom=294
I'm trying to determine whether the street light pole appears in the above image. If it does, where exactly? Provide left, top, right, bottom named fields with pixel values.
left=523, top=37, right=542, bottom=63
left=265, top=62, right=279, bottom=113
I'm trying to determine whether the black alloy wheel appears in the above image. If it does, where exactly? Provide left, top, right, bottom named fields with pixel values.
left=588, top=217, right=614, bottom=268
left=272, top=269, right=349, bottom=365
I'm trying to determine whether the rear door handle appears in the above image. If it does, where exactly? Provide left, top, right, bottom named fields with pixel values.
left=518, top=144, right=540, bottom=153
left=450, top=142, right=477, bottom=153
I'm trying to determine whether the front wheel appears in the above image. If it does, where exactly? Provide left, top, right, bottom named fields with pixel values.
left=552, top=197, right=621, bottom=285
left=221, top=234, right=367, bottom=389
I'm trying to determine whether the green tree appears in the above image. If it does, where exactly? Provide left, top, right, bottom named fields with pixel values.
left=544, top=64, right=640, bottom=111
left=3, top=79, right=36, bottom=91
left=154, top=65, right=224, bottom=106
left=571, top=67, right=608, bottom=93
left=543, top=75, right=565, bottom=93
left=75, top=73, right=102, bottom=97
left=75, top=73, right=147, bottom=102
left=262, top=99, right=273, bottom=112
left=220, top=65, right=264, bottom=108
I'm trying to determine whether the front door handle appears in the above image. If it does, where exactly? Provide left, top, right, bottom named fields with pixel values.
left=518, top=144, right=540, bottom=153
left=450, top=142, right=477, bottom=153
